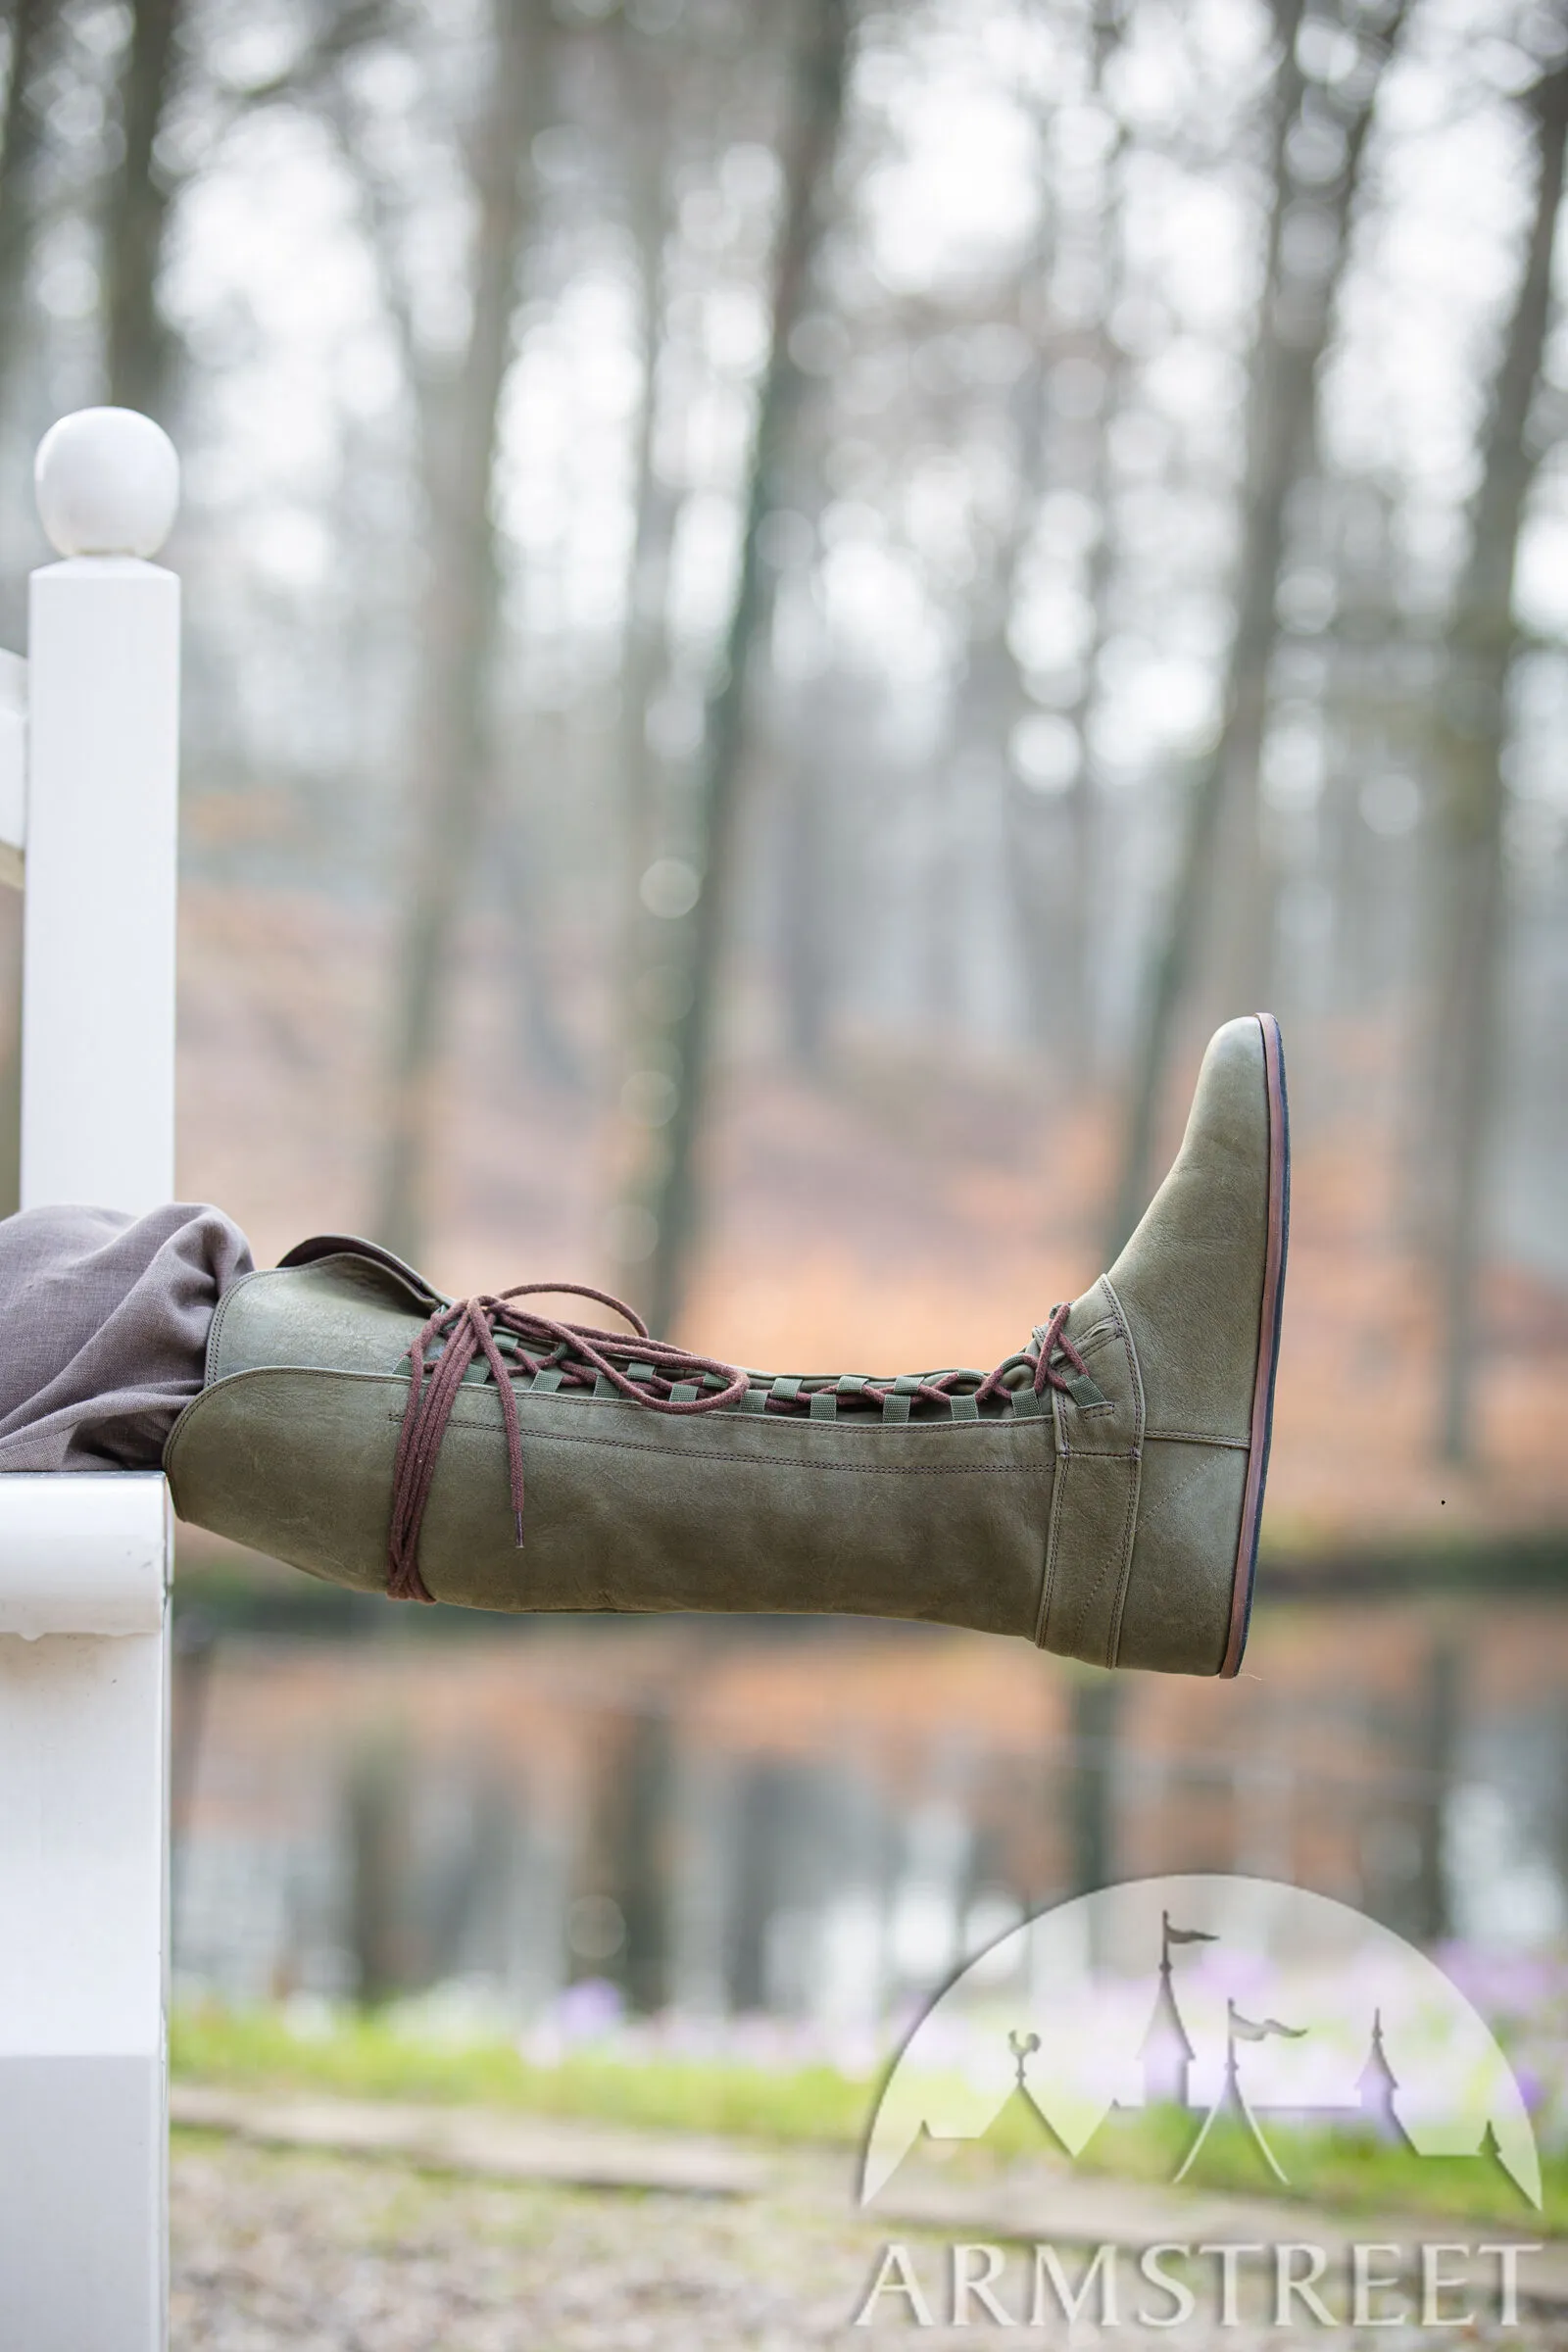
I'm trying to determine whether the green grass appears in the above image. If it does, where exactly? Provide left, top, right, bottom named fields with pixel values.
left=1070, top=2106, right=1567, bottom=2233
left=172, top=2005, right=1566, bottom=2232
left=171, top=2003, right=871, bottom=2146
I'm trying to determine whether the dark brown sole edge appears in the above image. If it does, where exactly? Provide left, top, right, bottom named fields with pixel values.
left=1219, top=1012, right=1290, bottom=1678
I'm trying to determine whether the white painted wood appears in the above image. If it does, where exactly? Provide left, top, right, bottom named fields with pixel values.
left=0, top=2054, right=167, bottom=2352
left=34, top=407, right=180, bottom=561
left=0, top=1474, right=170, bottom=1638
left=0, top=411, right=180, bottom=2351
left=0, top=1621, right=169, bottom=2349
left=22, top=412, right=179, bottom=1217
left=0, top=1600, right=170, bottom=2052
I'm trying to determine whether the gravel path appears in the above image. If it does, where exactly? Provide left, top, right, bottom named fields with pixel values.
left=172, top=2133, right=1568, bottom=2350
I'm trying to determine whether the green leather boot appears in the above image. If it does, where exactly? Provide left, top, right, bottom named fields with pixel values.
left=166, top=1013, right=1288, bottom=1676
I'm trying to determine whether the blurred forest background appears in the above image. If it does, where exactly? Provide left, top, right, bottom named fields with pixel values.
left=0, top=0, right=1566, bottom=2026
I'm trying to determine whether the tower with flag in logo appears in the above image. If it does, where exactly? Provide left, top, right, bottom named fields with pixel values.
left=1138, top=1911, right=1214, bottom=2109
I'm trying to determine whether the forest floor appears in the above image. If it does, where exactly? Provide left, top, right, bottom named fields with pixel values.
left=170, top=2123, right=1567, bottom=2351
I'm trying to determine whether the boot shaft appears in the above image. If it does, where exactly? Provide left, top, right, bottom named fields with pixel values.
left=172, top=1248, right=1056, bottom=1636
left=166, top=1014, right=1289, bottom=1679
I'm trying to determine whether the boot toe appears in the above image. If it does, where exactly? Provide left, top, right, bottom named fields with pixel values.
left=1038, top=1014, right=1288, bottom=1676
left=1112, top=1011, right=1288, bottom=1675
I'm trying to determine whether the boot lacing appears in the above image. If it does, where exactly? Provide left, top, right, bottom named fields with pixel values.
left=387, top=1287, right=1093, bottom=1604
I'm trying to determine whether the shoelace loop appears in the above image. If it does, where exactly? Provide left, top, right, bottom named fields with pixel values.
left=387, top=1287, right=1094, bottom=1604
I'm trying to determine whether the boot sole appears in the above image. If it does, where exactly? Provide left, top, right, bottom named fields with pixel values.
left=1219, top=1011, right=1290, bottom=1678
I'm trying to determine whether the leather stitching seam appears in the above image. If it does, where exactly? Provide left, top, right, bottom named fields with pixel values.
left=1099, top=1277, right=1147, bottom=1668
left=396, top=1411, right=1054, bottom=1475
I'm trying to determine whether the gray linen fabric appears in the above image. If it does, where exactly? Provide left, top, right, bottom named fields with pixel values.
left=0, top=1202, right=252, bottom=1471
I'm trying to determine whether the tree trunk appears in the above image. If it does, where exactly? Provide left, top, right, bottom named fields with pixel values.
left=606, top=95, right=684, bottom=1286
left=1102, top=0, right=1404, bottom=1260
left=101, top=0, right=387, bottom=419
left=1410, top=1632, right=1459, bottom=1943
left=941, top=343, right=1055, bottom=1055
left=1049, top=381, right=1121, bottom=1083
left=625, top=0, right=853, bottom=1336
left=1012, top=0, right=1125, bottom=1082
left=0, top=0, right=47, bottom=417
left=778, top=679, right=838, bottom=1069
left=0, top=0, right=50, bottom=1212
left=345, top=1730, right=416, bottom=2006
left=1431, top=63, right=1568, bottom=1462
left=1068, top=1675, right=1119, bottom=1896
left=491, top=791, right=584, bottom=1094
left=374, top=0, right=550, bottom=1264
left=103, top=0, right=182, bottom=420
left=612, top=1703, right=675, bottom=2015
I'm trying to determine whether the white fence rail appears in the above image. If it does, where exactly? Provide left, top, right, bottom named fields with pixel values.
left=0, top=408, right=179, bottom=2351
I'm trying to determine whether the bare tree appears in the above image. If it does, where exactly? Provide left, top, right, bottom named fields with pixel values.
left=1429, top=60, right=1568, bottom=1461
left=103, top=0, right=388, bottom=420
left=0, top=0, right=48, bottom=420
left=102, top=0, right=182, bottom=418
left=372, top=0, right=554, bottom=1263
left=1103, top=0, right=1406, bottom=1259
left=776, top=653, right=842, bottom=1070
left=602, top=17, right=687, bottom=1265
left=620, top=0, right=854, bottom=1336
left=0, top=0, right=51, bottom=1215
left=1007, top=0, right=1127, bottom=1082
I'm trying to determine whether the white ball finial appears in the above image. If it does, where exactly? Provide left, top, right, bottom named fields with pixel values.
left=34, top=407, right=179, bottom=559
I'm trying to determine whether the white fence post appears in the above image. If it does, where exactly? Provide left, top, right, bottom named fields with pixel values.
left=0, top=408, right=180, bottom=2351
left=23, top=407, right=179, bottom=1208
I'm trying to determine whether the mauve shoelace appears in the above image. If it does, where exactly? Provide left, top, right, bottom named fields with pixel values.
left=387, top=1284, right=1092, bottom=1604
